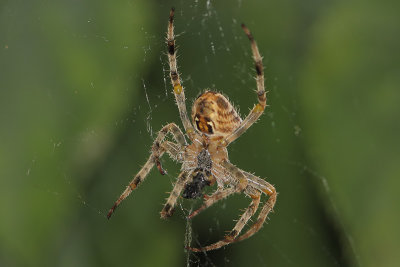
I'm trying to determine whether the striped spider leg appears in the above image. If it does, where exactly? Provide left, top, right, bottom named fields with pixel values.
left=221, top=23, right=267, bottom=147
left=107, top=123, right=187, bottom=219
left=187, top=166, right=276, bottom=252
left=166, top=7, right=197, bottom=139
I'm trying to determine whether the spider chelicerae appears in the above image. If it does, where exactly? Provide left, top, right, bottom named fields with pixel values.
left=107, top=8, right=277, bottom=252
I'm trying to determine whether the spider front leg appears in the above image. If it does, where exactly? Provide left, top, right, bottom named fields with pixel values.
left=223, top=24, right=266, bottom=146
left=167, top=8, right=196, bottom=138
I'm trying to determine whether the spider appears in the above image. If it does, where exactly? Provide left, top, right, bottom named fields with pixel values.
left=107, top=8, right=277, bottom=252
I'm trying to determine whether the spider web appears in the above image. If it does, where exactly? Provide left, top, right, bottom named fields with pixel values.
left=0, top=0, right=364, bottom=266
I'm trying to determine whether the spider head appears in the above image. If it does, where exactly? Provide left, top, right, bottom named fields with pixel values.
left=192, top=91, right=242, bottom=137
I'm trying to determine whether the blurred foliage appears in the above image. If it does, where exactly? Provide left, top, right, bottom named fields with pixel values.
left=0, top=0, right=399, bottom=266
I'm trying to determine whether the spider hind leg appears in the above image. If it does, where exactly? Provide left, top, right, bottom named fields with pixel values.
left=187, top=191, right=261, bottom=252
left=107, top=123, right=185, bottom=219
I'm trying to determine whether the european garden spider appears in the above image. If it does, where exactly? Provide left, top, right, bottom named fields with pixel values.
left=107, top=8, right=277, bottom=252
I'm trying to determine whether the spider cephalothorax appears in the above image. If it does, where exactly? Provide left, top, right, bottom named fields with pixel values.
left=107, top=8, right=277, bottom=252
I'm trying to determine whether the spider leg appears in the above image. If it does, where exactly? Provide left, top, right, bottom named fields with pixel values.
left=188, top=187, right=236, bottom=219
left=152, top=123, right=186, bottom=175
left=223, top=24, right=266, bottom=146
left=188, top=192, right=261, bottom=252
left=160, top=170, right=192, bottom=219
left=226, top=191, right=261, bottom=241
left=234, top=174, right=277, bottom=243
left=107, top=152, right=162, bottom=219
left=187, top=160, right=248, bottom=219
left=107, top=139, right=182, bottom=219
left=188, top=164, right=276, bottom=252
left=161, top=141, right=182, bottom=162
left=167, top=8, right=196, bottom=138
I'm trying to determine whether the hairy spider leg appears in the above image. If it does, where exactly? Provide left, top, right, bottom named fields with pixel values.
left=161, top=141, right=182, bottom=162
left=160, top=170, right=193, bottom=218
left=227, top=191, right=261, bottom=240
left=107, top=123, right=186, bottom=219
left=223, top=24, right=266, bottom=146
left=107, top=151, right=163, bottom=219
left=152, top=123, right=187, bottom=175
left=234, top=182, right=276, bottom=243
left=167, top=8, right=196, bottom=138
left=188, top=160, right=248, bottom=219
left=187, top=161, right=259, bottom=251
left=188, top=192, right=261, bottom=252
left=208, top=171, right=276, bottom=249
left=188, top=167, right=277, bottom=251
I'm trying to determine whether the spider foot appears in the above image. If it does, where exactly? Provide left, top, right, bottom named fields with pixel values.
left=155, top=157, right=166, bottom=175
left=106, top=203, right=118, bottom=219
left=186, top=240, right=231, bottom=252
left=160, top=203, right=175, bottom=219
left=187, top=205, right=205, bottom=219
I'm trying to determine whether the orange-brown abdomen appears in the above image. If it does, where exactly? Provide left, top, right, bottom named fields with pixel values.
left=191, top=91, right=242, bottom=137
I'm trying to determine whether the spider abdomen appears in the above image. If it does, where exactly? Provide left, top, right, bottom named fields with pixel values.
left=191, top=91, right=242, bottom=137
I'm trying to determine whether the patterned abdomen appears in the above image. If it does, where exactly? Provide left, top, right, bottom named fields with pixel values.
left=191, top=91, right=242, bottom=137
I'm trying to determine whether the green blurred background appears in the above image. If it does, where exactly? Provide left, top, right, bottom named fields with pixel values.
left=1, top=0, right=399, bottom=266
